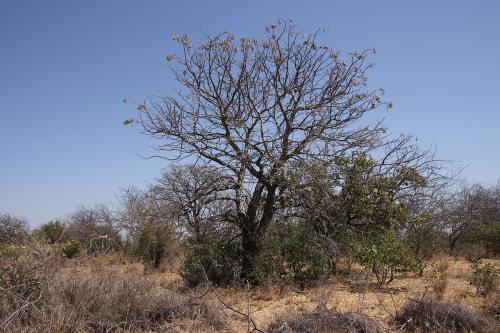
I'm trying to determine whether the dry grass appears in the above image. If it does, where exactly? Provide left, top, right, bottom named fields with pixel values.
left=268, top=308, right=383, bottom=333
left=2, top=248, right=499, bottom=332
left=0, top=248, right=226, bottom=332
left=393, top=298, right=494, bottom=332
left=428, top=258, right=450, bottom=300
left=211, top=256, right=499, bottom=332
left=44, top=268, right=226, bottom=332
left=483, top=291, right=500, bottom=321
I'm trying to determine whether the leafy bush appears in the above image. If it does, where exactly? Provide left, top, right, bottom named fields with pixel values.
left=0, top=242, right=18, bottom=257
left=470, top=262, right=498, bottom=296
left=482, top=222, right=500, bottom=255
left=39, top=220, right=65, bottom=244
left=181, top=238, right=242, bottom=287
left=87, top=233, right=122, bottom=255
left=257, top=224, right=329, bottom=288
left=134, top=222, right=173, bottom=269
left=356, top=229, right=420, bottom=284
left=60, top=240, right=82, bottom=258
left=134, top=222, right=172, bottom=269
left=393, top=298, right=494, bottom=332
left=268, top=308, right=383, bottom=333
left=469, top=222, right=500, bottom=256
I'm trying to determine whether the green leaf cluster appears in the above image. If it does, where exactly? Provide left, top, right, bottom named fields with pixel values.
left=355, top=229, right=420, bottom=284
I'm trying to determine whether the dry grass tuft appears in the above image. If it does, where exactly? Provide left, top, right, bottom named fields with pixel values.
left=483, top=292, right=500, bottom=321
left=268, top=308, right=383, bottom=333
left=393, top=298, right=494, bottom=332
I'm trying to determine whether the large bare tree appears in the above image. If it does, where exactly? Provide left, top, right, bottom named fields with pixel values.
left=131, top=21, right=395, bottom=281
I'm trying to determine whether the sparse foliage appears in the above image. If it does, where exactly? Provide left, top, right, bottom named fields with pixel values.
left=0, top=213, right=28, bottom=244
left=439, top=183, right=500, bottom=251
left=135, top=222, right=174, bottom=269
left=149, top=165, right=234, bottom=242
left=470, top=262, right=498, bottom=296
left=66, top=205, right=121, bottom=251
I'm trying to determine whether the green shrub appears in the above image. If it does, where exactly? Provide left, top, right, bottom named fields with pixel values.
left=39, top=220, right=65, bottom=244
left=356, top=229, right=420, bottom=284
left=181, top=238, right=242, bottom=288
left=257, top=224, right=329, bottom=288
left=470, top=262, right=498, bottom=296
left=469, top=222, right=500, bottom=256
left=87, top=233, right=122, bottom=255
left=0, top=242, right=18, bottom=257
left=60, top=240, right=82, bottom=258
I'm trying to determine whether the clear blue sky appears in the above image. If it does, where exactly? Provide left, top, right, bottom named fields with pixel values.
left=1, top=0, right=499, bottom=226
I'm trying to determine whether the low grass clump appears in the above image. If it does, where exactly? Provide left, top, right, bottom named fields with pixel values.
left=268, top=308, right=383, bottom=333
left=393, top=298, right=495, bottom=332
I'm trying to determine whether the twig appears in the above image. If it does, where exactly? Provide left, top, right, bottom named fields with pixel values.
left=0, top=291, right=43, bottom=329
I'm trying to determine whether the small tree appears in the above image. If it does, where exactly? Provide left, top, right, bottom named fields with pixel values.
left=356, top=229, right=420, bottom=284
left=294, top=151, right=431, bottom=273
left=66, top=205, right=120, bottom=251
left=405, top=215, right=446, bottom=276
left=117, top=186, right=175, bottom=268
left=467, top=221, right=500, bottom=257
left=0, top=213, right=28, bottom=244
left=135, top=222, right=173, bottom=270
left=39, top=220, right=65, bottom=244
left=149, top=165, right=234, bottom=243
left=439, top=183, right=499, bottom=251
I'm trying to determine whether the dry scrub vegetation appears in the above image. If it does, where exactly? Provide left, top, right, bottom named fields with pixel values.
left=2, top=21, right=500, bottom=333
left=1, top=241, right=499, bottom=332
left=0, top=244, right=226, bottom=332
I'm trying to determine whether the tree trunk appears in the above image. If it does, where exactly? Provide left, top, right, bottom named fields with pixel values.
left=449, top=235, right=458, bottom=251
left=241, top=226, right=261, bottom=284
left=239, top=186, right=277, bottom=284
